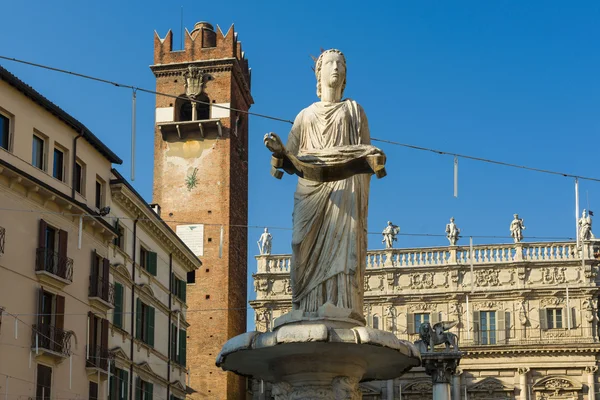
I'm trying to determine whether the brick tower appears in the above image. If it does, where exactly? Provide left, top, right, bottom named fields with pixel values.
left=151, top=21, right=252, bottom=399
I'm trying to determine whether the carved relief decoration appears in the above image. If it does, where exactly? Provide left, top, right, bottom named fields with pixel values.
left=584, top=264, right=597, bottom=279
left=541, top=267, right=566, bottom=285
left=469, top=377, right=512, bottom=394
left=532, top=375, right=582, bottom=399
left=403, top=380, right=433, bottom=393
left=473, top=301, right=503, bottom=311
left=409, top=272, right=434, bottom=289
left=364, top=277, right=371, bottom=292
left=271, top=376, right=361, bottom=400
left=518, top=300, right=528, bottom=326
left=475, top=269, right=500, bottom=287
left=281, top=279, right=292, bottom=295
left=408, top=303, right=436, bottom=312
left=449, top=302, right=461, bottom=315
left=378, top=275, right=385, bottom=291
left=540, top=297, right=564, bottom=307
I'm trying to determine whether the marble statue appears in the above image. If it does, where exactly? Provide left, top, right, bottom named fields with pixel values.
left=579, top=209, right=595, bottom=241
left=382, top=221, right=400, bottom=249
left=264, top=49, right=386, bottom=319
left=510, top=214, right=525, bottom=243
left=417, top=321, right=459, bottom=352
left=257, top=227, right=273, bottom=255
left=445, top=217, right=460, bottom=246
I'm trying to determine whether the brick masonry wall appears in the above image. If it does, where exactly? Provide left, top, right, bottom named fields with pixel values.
left=152, top=23, right=251, bottom=399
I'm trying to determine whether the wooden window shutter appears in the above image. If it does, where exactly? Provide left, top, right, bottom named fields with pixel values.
left=101, top=318, right=109, bottom=350
left=88, top=312, right=96, bottom=355
left=539, top=308, right=548, bottom=330
left=147, top=382, right=153, bottom=400
left=505, top=311, right=511, bottom=341
left=571, top=307, right=577, bottom=329
left=38, top=219, right=47, bottom=248
left=179, top=329, right=186, bottom=366
left=170, top=273, right=174, bottom=293
left=135, top=298, right=142, bottom=340
left=102, top=258, right=110, bottom=299
left=120, top=369, right=129, bottom=400
left=55, top=295, right=65, bottom=330
left=148, top=252, right=157, bottom=276
left=113, top=283, right=123, bottom=328
left=406, top=313, right=415, bottom=335
left=180, top=279, right=186, bottom=302
left=472, top=311, right=480, bottom=344
left=170, top=324, right=177, bottom=361
left=58, top=229, right=68, bottom=259
left=147, top=306, right=155, bottom=347
left=134, top=378, right=141, bottom=400
left=497, top=310, right=506, bottom=343
left=37, top=288, right=44, bottom=326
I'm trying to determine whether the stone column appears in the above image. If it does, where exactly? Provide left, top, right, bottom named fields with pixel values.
left=422, top=352, right=463, bottom=400
left=586, top=366, right=598, bottom=400
left=518, top=367, right=530, bottom=400
left=387, top=379, right=394, bottom=400
left=451, top=368, right=463, bottom=400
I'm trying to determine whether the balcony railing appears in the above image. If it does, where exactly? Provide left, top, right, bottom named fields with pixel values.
left=31, top=324, right=72, bottom=357
left=86, top=345, right=112, bottom=371
left=397, top=327, right=596, bottom=348
left=89, top=277, right=115, bottom=305
left=35, top=248, right=73, bottom=282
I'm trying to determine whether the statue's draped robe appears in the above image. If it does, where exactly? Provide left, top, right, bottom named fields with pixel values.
left=286, top=99, right=373, bottom=315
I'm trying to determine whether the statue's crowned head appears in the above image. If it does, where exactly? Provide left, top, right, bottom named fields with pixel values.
left=315, top=49, right=347, bottom=99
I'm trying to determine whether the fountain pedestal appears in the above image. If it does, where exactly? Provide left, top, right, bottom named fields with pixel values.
left=217, top=318, right=421, bottom=399
left=421, top=352, right=463, bottom=400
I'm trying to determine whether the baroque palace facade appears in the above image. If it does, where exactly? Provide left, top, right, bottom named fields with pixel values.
left=250, top=240, right=600, bottom=400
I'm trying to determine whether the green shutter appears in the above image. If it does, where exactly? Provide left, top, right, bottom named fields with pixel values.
left=134, top=378, right=141, bottom=400
left=406, top=313, right=414, bottom=335
left=170, top=273, right=175, bottom=293
left=109, top=374, right=115, bottom=400
left=472, top=311, right=480, bottom=345
left=180, top=279, right=186, bottom=302
left=179, top=329, right=187, bottom=366
left=135, top=298, right=142, bottom=340
left=120, top=369, right=128, bottom=400
left=497, top=310, right=506, bottom=343
left=148, top=252, right=157, bottom=276
left=171, top=324, right=177, bottom=361
left=539, top=308, right=548, bottom=330
left=147, top=306, right=155, bottom=347
left=114, top=283, right=123, bottom=328
left=146, top=383, right=153, bottom=400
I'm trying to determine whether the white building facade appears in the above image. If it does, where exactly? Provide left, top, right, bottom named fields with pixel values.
left=251, top=241, right=600, bottom=400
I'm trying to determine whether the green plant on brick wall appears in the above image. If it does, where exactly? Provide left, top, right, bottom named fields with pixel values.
left=185, top=168, right=198, bottom=191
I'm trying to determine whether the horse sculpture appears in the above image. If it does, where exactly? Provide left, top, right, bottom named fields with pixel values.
left=416, top=321, right=459, bottom=352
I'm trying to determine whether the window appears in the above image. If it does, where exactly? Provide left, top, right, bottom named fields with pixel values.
left=135, top=299, right=155, bottom=347
left=187, top=270, right=196, bottom=284
left=109, top=368, right=129, bottom=400
left=372, top=314, right=380, bottom=330
left=0, top=113, right=10, bottom=150
left=89, top=382, right=98, bottom=400
left=95, top=178, right=104, bottom=209
left=135, top=378, right=153, bottom=400
left=480, top=311, right=496, bottom=345
left=414, top=313, right=430, bottom=333
left=37, top=219, right=70, bottom=281
left=170, top=324, right=187, bottom=366
left=90, top=251, right=109, bottom=301
left=171, top=273, right=187, bottom=302
left=139, top=246, right=157, bottom=276
left=113, top=223, right=125, bottom=250
left=113, top=282, right=124, bottom=329
left=87, top=313, right=109, bottom=370
left=74, top=160, right=84, bottom=195
left=53, top=148, right=65, bottom=181
left=36, top=364, right=52, bottom=400
left=547, top=308, right=563, bottom=329
left=32, top=134, right=45, bottom=170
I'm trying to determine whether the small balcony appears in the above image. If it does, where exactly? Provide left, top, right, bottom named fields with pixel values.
left=88, top=277, right=115, bottom=311
left=35, top=248, right=73, bottom=288
left=86, top=345, right=113, bottom=373
left=31, top=323, right=72, bottom=359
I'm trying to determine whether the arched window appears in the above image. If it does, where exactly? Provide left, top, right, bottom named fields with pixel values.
left=175, top=93, right=210, bottom=122
left=196, top=93, right=210, bottom=120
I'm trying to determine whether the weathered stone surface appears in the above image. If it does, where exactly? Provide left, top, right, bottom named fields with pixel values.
left=276, top=324, right=328, bottom=344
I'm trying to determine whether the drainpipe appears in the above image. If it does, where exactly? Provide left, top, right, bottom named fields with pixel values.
left=129, top=219, right=138, bottom=400
left=71, top=131, right=83, bottom=199
left=167, top=253, right=173, bottom=400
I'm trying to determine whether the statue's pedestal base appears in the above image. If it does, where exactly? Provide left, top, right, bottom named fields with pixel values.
left=421, top=352, right=463, bottom=400
left=273, top=303, right=366, bottom=330
left=217, top=323, right=421, bottom=399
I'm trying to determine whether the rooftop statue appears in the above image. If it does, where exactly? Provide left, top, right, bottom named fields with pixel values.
left=510, top=214, right=525, bottom=243
left=579, top=209, right=595, bottom=242
left=382, top=221, right=400, bottom=249
left=264, top=49, right=387, bottom=322
left=257, top=227, right=272, bottom=255
left=445, top=217, right=461, bottom=246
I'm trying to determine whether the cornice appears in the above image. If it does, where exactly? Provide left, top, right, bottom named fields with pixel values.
left=110, top=184, right=201, bottom=272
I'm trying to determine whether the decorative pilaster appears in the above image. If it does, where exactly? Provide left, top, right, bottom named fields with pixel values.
left=422, top=352, right=463, bottom=400
left=585, top=366, right=597, bottom=400
left=518, top=367, right=530, bottom=400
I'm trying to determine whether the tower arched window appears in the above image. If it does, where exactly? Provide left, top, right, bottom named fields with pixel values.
left=175, top=93, right=210, bottom=122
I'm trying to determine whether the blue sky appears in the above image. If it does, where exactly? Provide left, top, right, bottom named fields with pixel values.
left=1, top=1, right=599, bottom=329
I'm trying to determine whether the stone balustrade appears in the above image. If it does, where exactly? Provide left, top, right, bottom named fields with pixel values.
left=256, top=241, right=594, bottom=274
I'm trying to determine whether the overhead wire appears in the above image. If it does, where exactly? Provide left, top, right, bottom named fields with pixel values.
left=0, top=54, right=599, bottom=183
